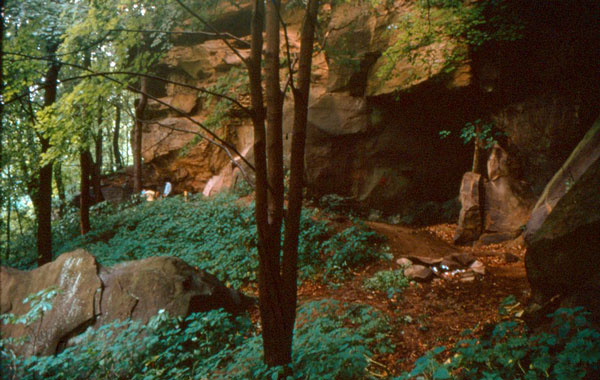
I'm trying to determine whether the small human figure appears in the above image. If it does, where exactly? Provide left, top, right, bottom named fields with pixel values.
left=141, top=189, right=157, bottom=201
left=163, top=178, right=172, bottom=198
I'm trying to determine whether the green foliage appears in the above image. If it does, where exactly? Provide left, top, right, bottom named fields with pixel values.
left=317, top=193, right=355, bottom=214
left=5, top=194, right=386, bottom=287
left=1, top=287, right=60, bottom=376
left=203, top=67, right=249, bottom=131
left=3, top=300, right=393, bottom=380
left=3, top=309, right=253, bottom=380
left=377, top=0, right=524, bottom=87
left=217, top=300, right=392, bottom=380
left=318, top=221, right=388, bottom=280
left=440, top=119, right=504, bottom=149
left=396, top=306, right=600, bottom=380
left=0, top=287, right=61, bottom=327
left=364, top=269, right=410, bottom=299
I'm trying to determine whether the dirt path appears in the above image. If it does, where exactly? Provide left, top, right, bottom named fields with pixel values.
left=297, top=222, right=530, bottom=375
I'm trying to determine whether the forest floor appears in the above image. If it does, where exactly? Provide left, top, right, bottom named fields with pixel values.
left=293, top=222, right=530, bottom=376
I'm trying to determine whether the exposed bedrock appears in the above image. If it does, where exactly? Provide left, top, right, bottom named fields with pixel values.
left=138, top=0, right=599, bottom=217
left=0, top=250, right=254, bottom=357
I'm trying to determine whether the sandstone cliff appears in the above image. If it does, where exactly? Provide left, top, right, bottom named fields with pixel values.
left=140, top=0, right=600, bottom=216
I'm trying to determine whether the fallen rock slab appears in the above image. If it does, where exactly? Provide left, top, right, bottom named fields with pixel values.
left=404, top=265, right=434, bottom=282
left=0, top=250, right=254, bottom=357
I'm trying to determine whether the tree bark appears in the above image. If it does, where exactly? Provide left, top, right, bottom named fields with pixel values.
left=79, top=150, right=92, bottom=235
left=472, top=124, right=483, bottom=175
left=281, top=0, right=319, bottom=352
left=113, top=105, right=123, bottom=170
left=54, top=163, right=66, bottom=218
left=265, top=0, right=284, bottom=237
left=248, top=0, right=319, bottom=368
left=92, top=108, right=104, bottom=203
left=37, top=46, right=60, bottom=266
left=132, top=78, right=148, bottom=193
left=5, top=182, right=11, bottom=260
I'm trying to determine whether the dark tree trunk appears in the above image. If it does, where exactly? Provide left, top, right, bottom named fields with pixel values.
left=92, top=110, right=104, bottom=203
left=281, top=0, right=319, bottom=357
left=5, top=185, right=10, bottom=260
left=472, top=124, right=484, bottom=175
left=247, top=0, right=319, bottom=368
left=113, top=105, right=123, bottom=170
left=37, top=47, right=60, bottom=266
left=79, top=150, right=92, bottom=235
left=133, top=78, right=148, bottom=193
left=54, top=163, right=66, bottom=218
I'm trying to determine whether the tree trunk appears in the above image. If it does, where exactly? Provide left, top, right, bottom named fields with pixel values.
left=132, top=78, right=148, bottom=193
left=472, top=124, right=483, bottom=175
left=37, top=47, right=60, bottom=266
left=113, top=105, right=123, bottom=170
left=79, top=150, right=92, bottom=235
left=281, top=0, right=319, bottom=353
left=92, top=110, right=104, bottom=203
left=54, top=163, right=66, bottom=218
left=247, top=0, right=319, bottom=368
left=5, top=184, right=11, bottom=260
left=265, top=0, right=284, bottom=237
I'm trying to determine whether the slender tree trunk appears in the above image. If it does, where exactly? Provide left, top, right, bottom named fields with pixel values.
left=265, top=0, right=284, bottom=235
left=472, top=124, right=483, bottom=175
left=281, top=0, right=319, bottom=353
left=79, top=150, right=92, bottom=235
left=133, top=78, right=148, bottom=193
left=248, top=0, right=319, bottom=368
left=248, top=0, right=284, bottom=367
left=113, top=105, right=123, bottom=170
left=15, top=199, right=23, bottom=236
left=37, top=46, right=60, bottom=266
left=92, top=109, right=104, bottom=203
left=5, top=186, right=11, bottom=260
left=54, top=163, right=66, bottom=218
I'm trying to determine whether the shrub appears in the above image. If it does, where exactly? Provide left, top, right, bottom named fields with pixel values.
left=2, top=300, right=393, bottom=380
left=5, top=194, right=386, bottom=287
left=364, top=269, right=410, bottom=299
left=218, top=300, right=392, bottom=379
left=396, top=305, right=600, bottom=380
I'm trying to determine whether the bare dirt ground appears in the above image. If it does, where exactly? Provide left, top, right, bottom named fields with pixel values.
left=297, top=222, right=530, bottom=376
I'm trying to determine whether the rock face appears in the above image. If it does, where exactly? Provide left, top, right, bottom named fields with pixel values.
left=0, top=250, right=102, bottom=356
left=0, top=250, right=254, bottom=357
left=454, top=172, right=483, bottom=244
left=524, top=119, right=600, bottom=240
left=454, top=145, right=535, bottom=245
left=142, top=0, right=600, bottom=216
left=482, top=145, right=535, bottom=239
left=525, top=121, right=600, bottom=322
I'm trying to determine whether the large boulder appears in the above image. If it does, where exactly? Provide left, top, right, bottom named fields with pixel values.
left=455, top=145, right=535, bottom=245
left=482, top=145, right=535, bottom=240
left=453, top=172, right=483, bottom=244
left=524, top=121, right=600, bottom=322
left=1, top=250, right=102, bottom=356
left=1, top=250, right=254, bottom=357
left=525, top=118, right=600, bottom=240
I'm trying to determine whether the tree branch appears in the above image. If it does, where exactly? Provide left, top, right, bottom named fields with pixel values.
left=109, top=28, right=250, bottom=47
left=4, top=51, right=256, bottom=173
left=172, top=0, right=249, bottom=64
left=139, top=118, right=254, bottom=187
left=61, top=71, right=251, bottom=116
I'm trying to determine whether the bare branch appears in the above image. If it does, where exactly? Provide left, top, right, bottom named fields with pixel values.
left=271, top=0, right=296, bottom=91
left=172, top=0, right=249, bottom=64
left=109, top=28, right=250, bottom=47
left=61, top=71, right=251, bottom=116
left=4, top=51, right=256, bottom=173
left=139, top=118, right=254, bottom=187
